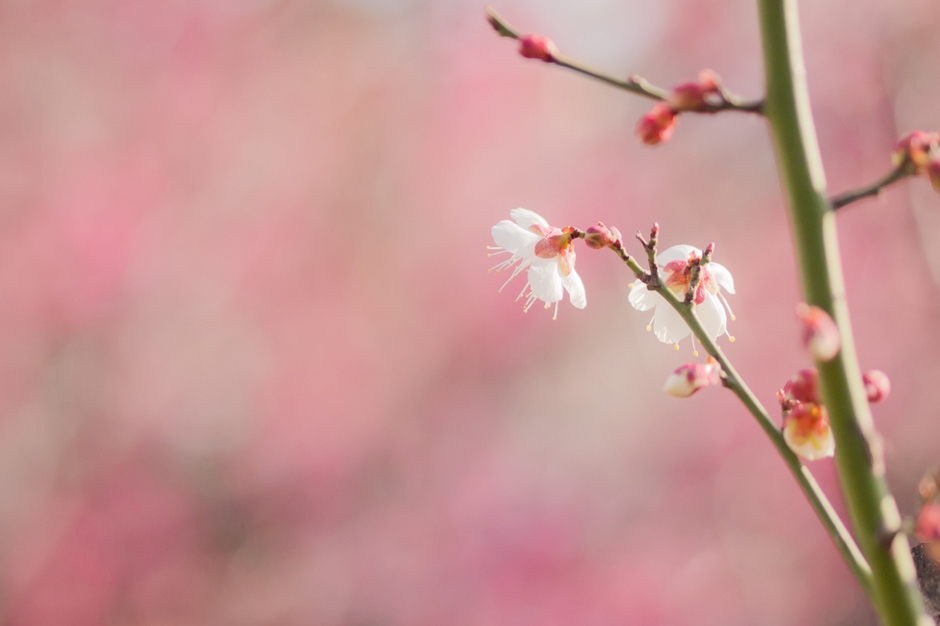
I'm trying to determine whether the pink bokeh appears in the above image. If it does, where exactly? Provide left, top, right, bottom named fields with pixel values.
left=0, top=0, right=939, bottom=624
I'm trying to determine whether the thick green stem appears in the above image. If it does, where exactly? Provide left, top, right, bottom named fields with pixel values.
left=757, top=0, right=929, bottom=623
left=615, top=249, right=873, bottom=591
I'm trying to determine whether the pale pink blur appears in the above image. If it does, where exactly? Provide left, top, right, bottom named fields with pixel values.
left=1, top=1, right=939, bottom=624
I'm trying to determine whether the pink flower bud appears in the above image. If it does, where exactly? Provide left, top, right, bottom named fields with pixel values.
left=780, top=367, right=820, bottom=407
left=663, top=359, right=721, bottom=398
left=583, top=222, right=614, bottom=249
left=796, top=303, right=840, bottom=362
left=862, top=369, right=890, bottom=403
left=518, top=34, right=557, bottom=62
left=916, top=502, right=940, bottom=542
left=667, top=70, right=722, bottom=112
left=892, top=131, right=936, bottom=170
left=636, top=103, right=677, bottom=145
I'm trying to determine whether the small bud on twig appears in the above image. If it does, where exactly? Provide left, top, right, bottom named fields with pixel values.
left=518, top=34, right=557, bottom=62
left=797, top=303, right=841, bottom=361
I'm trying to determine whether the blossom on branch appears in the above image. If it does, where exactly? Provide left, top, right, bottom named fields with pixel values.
left=663, top=358, right=721, bottom=397
left=489, top=208, right=586, bottom=319
left=628, top=245, right=735, bottom=345
left=782, top=402, right=835, bottom=461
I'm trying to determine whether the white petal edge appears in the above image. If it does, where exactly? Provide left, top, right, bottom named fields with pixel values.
left=657, top=245, right=700, bottom=265
left=628, top=282, right=657, bottom=311
left=653, top=301, right=691, bottom=344
left=491, top=221, right=539, bottom=255
left=526, top=260, right=564, bottom=304
left=783, top=423, right=835, bottom=461
left=708, top=262, right=735, bottom=294
left=562, top=267, right=586, bottom=309
left=509, top=208, right=550, bottom=230
left=696, top=293, right=727, bottom=341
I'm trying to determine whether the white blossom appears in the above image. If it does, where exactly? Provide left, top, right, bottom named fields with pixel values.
left=629, top=245, right=735, bottom=344
left=489, top=208, right=586, bottom=319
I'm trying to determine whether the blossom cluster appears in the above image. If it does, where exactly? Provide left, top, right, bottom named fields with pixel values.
left=776, top=367, right=890, bottom=461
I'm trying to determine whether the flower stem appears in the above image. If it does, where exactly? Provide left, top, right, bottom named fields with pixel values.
left=829, top=165, right=913, bottom=211
left=612, top=245, right=874, bottom=593
left=757, top=0, right=929, bottom=622
left=484, top=6, right=764, bottom=114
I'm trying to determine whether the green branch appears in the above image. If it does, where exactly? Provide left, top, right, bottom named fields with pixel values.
left=757, top=0, right=929, bottom=622
left=608, top=241, right=873, bottom=594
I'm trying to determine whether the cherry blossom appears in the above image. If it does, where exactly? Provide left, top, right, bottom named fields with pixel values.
left=628, top=245, right=735, bottom=345
left=489, top=208, right=586, bottom=319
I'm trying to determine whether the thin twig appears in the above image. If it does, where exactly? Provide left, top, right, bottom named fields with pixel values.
left=485, top=6, right=764, bottom=114
left=829, top=165, right=912, bottom=211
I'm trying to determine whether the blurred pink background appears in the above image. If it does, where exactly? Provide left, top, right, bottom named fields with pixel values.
left=1, top=0, right=940, bottom=624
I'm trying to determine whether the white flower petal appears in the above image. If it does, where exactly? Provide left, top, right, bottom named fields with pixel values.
left=562, top=267, right=586, bottom=309
left=526, top=260, right=563, bottom=303
left=708, top=262, right=735, bottom=294
left=509, top=208, right=550, bottom=230
left=492, top=220, right=540, bottom=255
left=628, top=282, right=657, bottom=311
left=653, top=301, right=691, bottom=344
left=657, top=245, right=699, bottom=265
left=696, top=293, right=727, bottom=341
left=783, top=422, right=835, bottom=461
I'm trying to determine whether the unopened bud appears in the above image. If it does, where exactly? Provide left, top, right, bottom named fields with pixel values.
left=916, top=502, right=940, bottom=542
left=862, top=369, right=890, bottom=403
left=636, top=103, right=677, bottom=145
left=663, top=359, right=720, bottom=398
left=780, top=367, right=820, bottom=407
left=584, top=222, right=614, bottom=249
left=668, top=70, right=722, bottom=112
left=518, top=34, right=557, bottom=62
left=892, top=131, right=936, bottom=170
left=797, top=303, right=840, bottom=362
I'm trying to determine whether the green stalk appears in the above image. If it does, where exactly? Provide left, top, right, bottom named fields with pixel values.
left=757, top=0, right=929, bottom=623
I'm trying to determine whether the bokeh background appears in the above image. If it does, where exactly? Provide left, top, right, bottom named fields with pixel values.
left=1, top=0, right=940, bottom=624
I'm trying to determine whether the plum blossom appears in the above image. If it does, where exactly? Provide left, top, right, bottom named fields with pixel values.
left=782, top=402, right=835, bottom=461
left=488, top=208, right=586, bottom=319
left=628, top=245, right=735, bottom=345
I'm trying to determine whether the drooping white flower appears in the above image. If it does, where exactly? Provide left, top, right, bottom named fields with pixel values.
left=628, top=244, right=735, bottom=345
left=782, top=403, right=835, bottom=461
left=488, top=208, right=586, bottom=319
